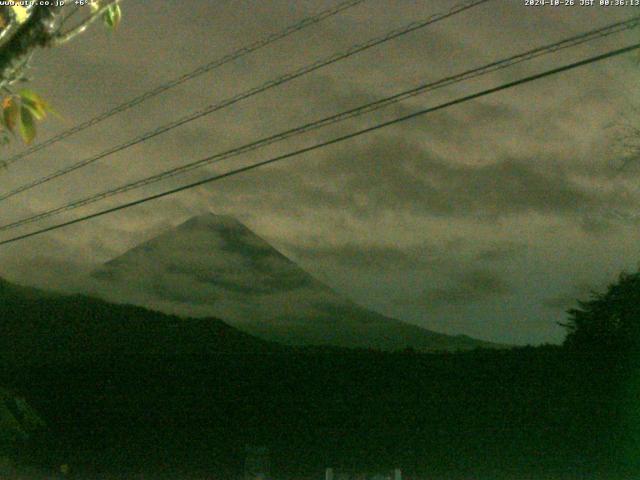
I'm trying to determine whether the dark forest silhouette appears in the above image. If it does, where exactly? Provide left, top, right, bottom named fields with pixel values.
left=562, top=268, right=640, bottom=355
left=0, top=267, right=637, bottom=479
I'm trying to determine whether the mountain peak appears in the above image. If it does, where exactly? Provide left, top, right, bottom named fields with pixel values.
left=90, top=215, right=501, bottom=352
left=179, top=212, right=241, bottom=230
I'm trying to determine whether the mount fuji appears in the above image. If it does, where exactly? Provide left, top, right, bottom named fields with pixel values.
left=89, top=213, right=498, bottom=351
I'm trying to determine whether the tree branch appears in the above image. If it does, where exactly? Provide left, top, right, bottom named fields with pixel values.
left=0, top=6, right=64, bottom=90
left=52, top=0, right=123, bottom=46
left=0, top=5, right=37, bottom=50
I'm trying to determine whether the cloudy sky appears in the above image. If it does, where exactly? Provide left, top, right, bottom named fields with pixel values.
left=0, top=0, right=639, bottom=345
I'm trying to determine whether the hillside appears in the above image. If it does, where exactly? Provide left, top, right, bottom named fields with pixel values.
left=0, top=277, right=280, bottom=365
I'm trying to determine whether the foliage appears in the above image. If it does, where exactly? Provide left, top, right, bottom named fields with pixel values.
left=0, top=2, right=124, bottom=146
left=0, top=89, right=54, bottom=145
left=4, top=342, right=631, bottom=478
left=561, top=268, right=640, bottom=353
left=0, top=387, right=45, bottom=461
left=101, top=2, right=122, bottom=30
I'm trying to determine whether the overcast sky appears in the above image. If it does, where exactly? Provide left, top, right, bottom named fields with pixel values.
left=0, top=0, right=639, bottom=345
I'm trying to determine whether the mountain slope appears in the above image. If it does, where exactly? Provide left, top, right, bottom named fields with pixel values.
left=0, top=277, right=281, bottom=365
left=90, top=213, right=500, bottom=351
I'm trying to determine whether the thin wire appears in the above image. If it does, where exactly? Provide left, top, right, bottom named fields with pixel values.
left=1, top=42, right=638, bottom=246
left=1, top=16, right=638, bottom=232
left=0, top=0, right=492, bottom=201
left=0, top=0, right=369, bottom=167
left=57, top=4, right=82, bottom=29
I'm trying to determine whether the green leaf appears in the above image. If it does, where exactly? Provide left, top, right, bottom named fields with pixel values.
left=19, top=106, right=36, bottom=144
left=2, top=96, right=19, bottom=134
left=22, top=102, right=44, bottom=121
left=20, top=99, right=45, bottom=121
left=20, top=89, right=60, bottom=120
left=103, top=3, right=121, bottom=30
left=19, top=89, right=47, bottom=114
left=18, top=89, right=43, bottom=104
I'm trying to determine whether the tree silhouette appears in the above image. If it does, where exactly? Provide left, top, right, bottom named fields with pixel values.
left=561, top=268, right=640, bottom=354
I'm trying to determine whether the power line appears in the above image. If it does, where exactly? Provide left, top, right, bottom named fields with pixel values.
left=1, top=41, right=638, bottom=247
left=1, top=16, right=638, bottom=233
left=0, top=0, right=491, bottom=202
left=1, top=0, right=369, bottom=168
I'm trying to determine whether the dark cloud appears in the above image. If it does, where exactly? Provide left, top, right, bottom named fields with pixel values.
left=474, top=241, right=526, bottom=263
left=542, top=295, right=580, bottom=312
left=281, top=241, right=442, bottom=271
left=407, top=269, right=513, bottom=309
left=542, top=279, right=611, bottom=312
left=327, top=139, right=598, bottom=218
left=272, top=233, right=486, bottom=276
left=208, top=135, right=636, bottom=228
